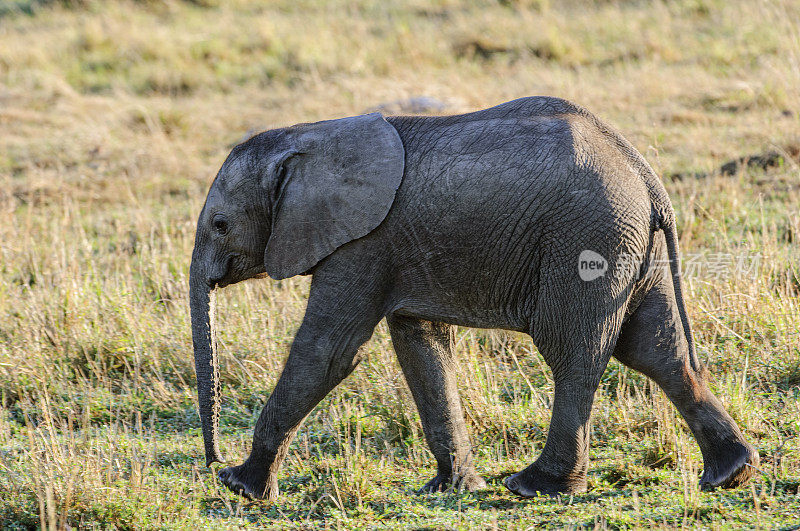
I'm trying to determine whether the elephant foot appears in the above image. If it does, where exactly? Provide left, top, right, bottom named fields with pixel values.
left=700, top=442, right=759, bottom=491
left=219, top=463, right=277, bottom=501
left=417, top=471, right=487, bottom=494
left=504, top=465, right=587, bottom=498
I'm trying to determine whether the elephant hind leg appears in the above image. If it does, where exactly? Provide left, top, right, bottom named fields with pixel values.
left=506, top=303, right=625, bottom=497
left=613, top=274, right=758, bottom=490
left=504, top=367, right=607, bottom=497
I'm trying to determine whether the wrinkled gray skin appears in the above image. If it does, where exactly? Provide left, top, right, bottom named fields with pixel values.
left=189, top=97, right=758, bottom=500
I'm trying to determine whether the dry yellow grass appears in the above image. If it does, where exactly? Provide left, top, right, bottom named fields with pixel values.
left=0, top=0, right=799, bottom=528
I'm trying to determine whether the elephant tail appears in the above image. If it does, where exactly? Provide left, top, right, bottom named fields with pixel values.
left=658, top=211, right=701, bottom=372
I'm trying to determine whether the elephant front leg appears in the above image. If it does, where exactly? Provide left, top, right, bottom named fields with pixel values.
left=219, top=291, right=383, bottom=500
left=387, top=315, right=486, bottom=494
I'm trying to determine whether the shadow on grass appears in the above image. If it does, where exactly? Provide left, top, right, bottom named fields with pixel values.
left=196, top=469, right=648, bottom=524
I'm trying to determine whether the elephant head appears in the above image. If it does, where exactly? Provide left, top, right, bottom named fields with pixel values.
left=189, top=113, right=405, bottom=466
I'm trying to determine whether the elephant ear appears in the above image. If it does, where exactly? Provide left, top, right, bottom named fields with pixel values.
left=264, top=113, right=405, bottom=280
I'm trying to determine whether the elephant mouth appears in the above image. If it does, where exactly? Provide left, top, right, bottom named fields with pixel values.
left=208, top=254, right=238, bottom=288
left=210, top=255, right=267, bottom=288
left=237, top=265, right=269, bottom=284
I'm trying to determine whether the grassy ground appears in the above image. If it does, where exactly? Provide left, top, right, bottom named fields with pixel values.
left=1, top=0, right=799, bottom=528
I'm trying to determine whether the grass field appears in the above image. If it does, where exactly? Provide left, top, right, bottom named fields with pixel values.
left=1, top=0, right=799, bottom=528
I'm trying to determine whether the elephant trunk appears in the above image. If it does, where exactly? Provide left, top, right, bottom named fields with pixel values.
left=189, top=262, right=225, bottom=466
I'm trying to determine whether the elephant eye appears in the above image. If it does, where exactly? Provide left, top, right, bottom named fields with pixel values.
left=212, top=216, right=228, bottom=234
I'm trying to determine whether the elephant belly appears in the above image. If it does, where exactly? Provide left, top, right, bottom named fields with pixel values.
left=384, top=218, right=543, bottom=333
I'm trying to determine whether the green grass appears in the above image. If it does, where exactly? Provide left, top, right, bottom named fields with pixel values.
left=1, top=0, right=799, bottom=528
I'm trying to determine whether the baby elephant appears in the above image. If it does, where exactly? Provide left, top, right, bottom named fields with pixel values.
left=189, top=96, right=758, bottom=500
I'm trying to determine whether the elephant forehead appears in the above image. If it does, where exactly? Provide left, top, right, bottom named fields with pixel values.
left=204, top=186, right=225, bottom=206
left=201, top=187, right=235, bottom=217
left=215, top=128, right=288, bottom=190
left=216, top=154, right=255, bottom=191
